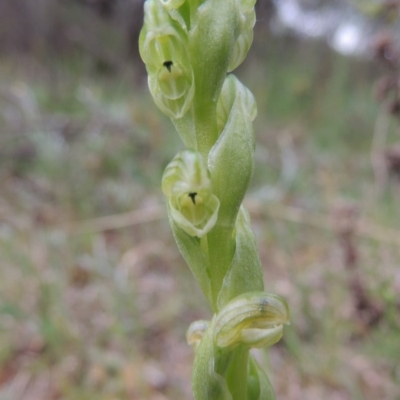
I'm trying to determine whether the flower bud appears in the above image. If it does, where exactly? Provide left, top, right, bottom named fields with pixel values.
left=162, top=150, right=220, bottom=238
left=214, top=292, right=290, bottom=349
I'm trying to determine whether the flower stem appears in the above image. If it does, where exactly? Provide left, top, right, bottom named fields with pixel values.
left=226, top=345, right=249, bottom=400
left=207, top=225, right=234, bottom=311
left=194, top=97, right=218, bottom=159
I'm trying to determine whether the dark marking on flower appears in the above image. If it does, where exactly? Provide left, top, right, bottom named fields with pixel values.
left=258, top=298, right=269, bottom=313
left=189, top=192, right=197, bottom=205
left=163, top=61, right=173, bottom=72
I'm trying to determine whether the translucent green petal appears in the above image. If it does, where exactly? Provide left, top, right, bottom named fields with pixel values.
left=148, top=68, right=194, bottom=119
left=168, top=194, right=219, bottom=237
left=162, top=150, right=210, bottom=197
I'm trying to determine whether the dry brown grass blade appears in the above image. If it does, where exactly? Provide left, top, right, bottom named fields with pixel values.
left=69, top=206, right=166, bottom=235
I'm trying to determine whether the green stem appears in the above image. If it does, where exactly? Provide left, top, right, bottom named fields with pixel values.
left=207, top=225, right=234, bottom=311
left=194, top=97, right=218, bottom=159
left=226, top=346, right=249, bottom=400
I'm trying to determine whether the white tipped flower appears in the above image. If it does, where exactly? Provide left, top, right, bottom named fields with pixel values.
left=214, top=292, right=290, bottom=349
left=162, top=150, right=220, bottom=238
left=186, top=320, right=209, bottom=348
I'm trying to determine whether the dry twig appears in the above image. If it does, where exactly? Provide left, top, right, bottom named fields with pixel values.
left=69, top=206, right=165, bottom=235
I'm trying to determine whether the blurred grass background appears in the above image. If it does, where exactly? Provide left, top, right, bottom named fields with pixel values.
left=1, top=1, right=400, bottom=399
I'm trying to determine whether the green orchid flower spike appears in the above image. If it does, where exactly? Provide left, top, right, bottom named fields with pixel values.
left=139, top=1, right=290, bottom=399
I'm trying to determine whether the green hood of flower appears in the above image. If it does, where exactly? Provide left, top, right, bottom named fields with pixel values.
left=162, top=149, right=220, bottom=237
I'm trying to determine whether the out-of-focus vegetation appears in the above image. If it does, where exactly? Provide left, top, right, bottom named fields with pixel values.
left=1, top=1, right=400, bottom=399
